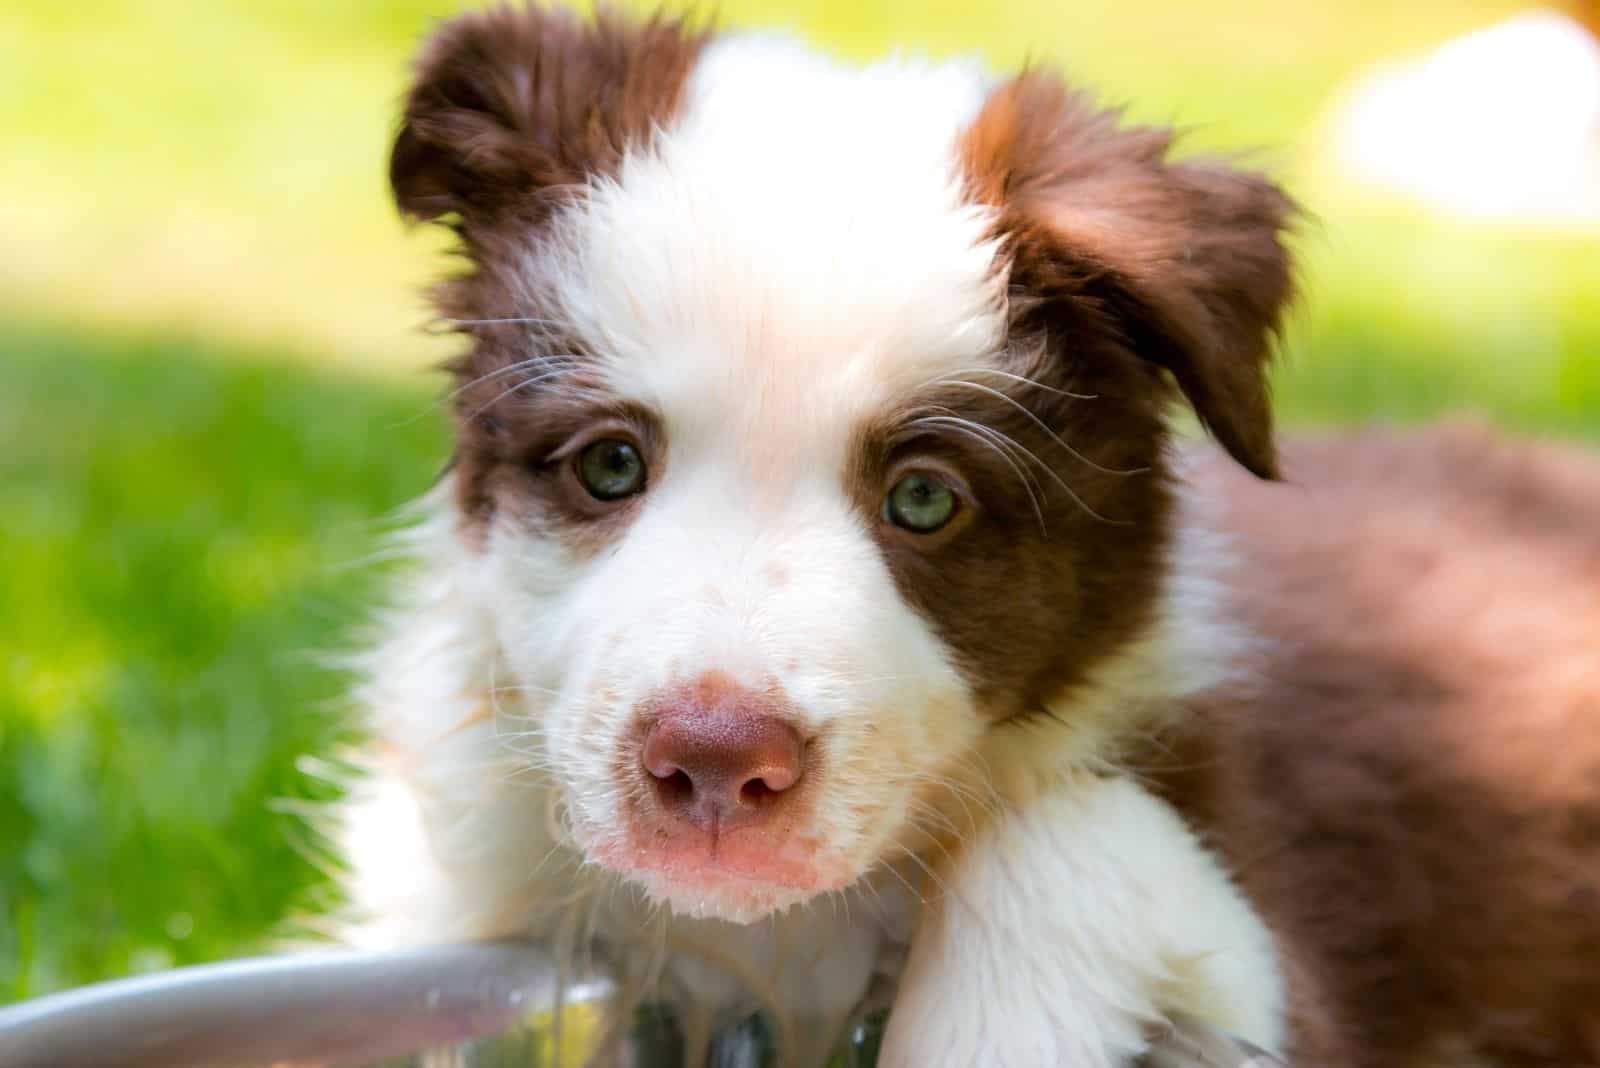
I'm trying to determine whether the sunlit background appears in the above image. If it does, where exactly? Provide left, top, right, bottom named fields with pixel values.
left=2, top=0, right=1596, bottom=1000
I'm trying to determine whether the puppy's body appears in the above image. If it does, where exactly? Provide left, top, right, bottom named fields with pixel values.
left=337, top=8, right=1600, bottom=1065
left=1158, top=423, right=1600, bottom=1067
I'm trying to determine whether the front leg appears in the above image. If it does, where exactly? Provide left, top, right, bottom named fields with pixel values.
left=880, top=774, right=1284, bottom=1068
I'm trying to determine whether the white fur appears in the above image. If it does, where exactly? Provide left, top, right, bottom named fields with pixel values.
left=337, top=499, right=560, bottom=948
left=338, top=33, right=1286, bottom=1066
left=552, top=35, right=1005, bottom=419
left=880, top=773, right=1284, bottom=1067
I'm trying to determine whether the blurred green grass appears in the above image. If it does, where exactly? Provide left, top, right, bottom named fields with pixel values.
left=0, top=324, right=445, bottom=996
left=1, top=0, right=1596, bottom=999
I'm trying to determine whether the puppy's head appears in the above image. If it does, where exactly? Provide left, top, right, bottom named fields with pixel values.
left=392, top=7, right=1293, bottom=922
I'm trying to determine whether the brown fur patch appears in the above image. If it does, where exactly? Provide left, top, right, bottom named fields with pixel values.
left=1145, top=422, right=1600, bottom=1067
left=854, top=364, right=1174, bottom=720
left=853, top=71, right=1296, bottom=719
left=390, top=5, right=709, bottom=541
left=462, top=390, right=666, bottom=556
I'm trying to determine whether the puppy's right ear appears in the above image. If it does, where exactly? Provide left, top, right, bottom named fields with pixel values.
left=390, top=6, right=709, bottom=223
left=961, top=72, right=1297, bottom=479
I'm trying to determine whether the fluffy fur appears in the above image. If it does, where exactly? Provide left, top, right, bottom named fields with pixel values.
left=335, top=7, right=1600, bottom=1066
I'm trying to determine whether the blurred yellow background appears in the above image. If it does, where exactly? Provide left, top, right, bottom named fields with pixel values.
left=5, top=0, right=1596, bottom=388
left=1, top=0, right=1595, bottom=998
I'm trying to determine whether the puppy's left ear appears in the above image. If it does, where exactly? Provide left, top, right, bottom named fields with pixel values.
left=964, top=72, right=1297, bottom=479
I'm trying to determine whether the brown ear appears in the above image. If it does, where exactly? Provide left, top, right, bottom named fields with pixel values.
left=962, top=72, right=1296, bottom=479
left=390, top=5, right=709, bottom=223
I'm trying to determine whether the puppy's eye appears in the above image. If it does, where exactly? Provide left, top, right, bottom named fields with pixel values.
left=577, top=439, right=646, bottom=500
left=884, top=472, right=957, bottom=533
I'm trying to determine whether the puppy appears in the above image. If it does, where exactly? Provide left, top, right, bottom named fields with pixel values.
left=336, top=7, right=1600, bottom=1065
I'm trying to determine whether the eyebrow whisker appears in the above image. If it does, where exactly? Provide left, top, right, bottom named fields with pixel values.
left=934, top=366, right=1097, bottom=400
left=938, top=379, right=1149, bottom=477
left=389, top=354, right=586, bottom=429
left=910, top=406, right=1126, bottom=526
left=430, top=315, right=569, bottom=329
left=448, top=355, right=585, bottom=405
left=465, top=368, right=588, bottom=421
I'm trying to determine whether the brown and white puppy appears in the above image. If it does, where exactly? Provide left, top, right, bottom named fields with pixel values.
left=336, top=7, right=1600, bottom=1066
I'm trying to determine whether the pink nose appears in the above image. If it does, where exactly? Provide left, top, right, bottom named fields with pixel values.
left=642, top=700, right=806, bottom=834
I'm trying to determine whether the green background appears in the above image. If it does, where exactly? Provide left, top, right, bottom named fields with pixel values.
left=2, top=0, right=1596, bottom=998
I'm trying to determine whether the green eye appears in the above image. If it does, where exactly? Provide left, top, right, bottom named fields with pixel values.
left=577, top=439, right=646, bottom=500
left=885, top=472, right=958, bottom=533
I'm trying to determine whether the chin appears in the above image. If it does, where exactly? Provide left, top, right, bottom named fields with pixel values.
left=587, top=819, right=859, bottom=924
left=622, top=867, right=835, bottom=926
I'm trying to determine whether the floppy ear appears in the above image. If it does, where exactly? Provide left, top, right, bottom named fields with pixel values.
left=963, top=72, right=1296, bottom=479
left=390, top=6, right=708, bottom=223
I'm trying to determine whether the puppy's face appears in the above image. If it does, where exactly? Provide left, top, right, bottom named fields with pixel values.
left=393, top=10, right=1293, bottom=922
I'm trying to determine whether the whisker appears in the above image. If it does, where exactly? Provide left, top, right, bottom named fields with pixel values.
left=935, top=366, right=1097, bottom=400
left=918, top=404, right=1127, bottom=525
left=910, top=758, right=1003, bottom=821
left=465, top=368, right=585, bottom=421
left=874, top=854, right=930, bottom=907
left=907, top=770, right=996, bottom=829
left=388, top=354, right=584, bottom=428
left=906, top=798, right=963, bottom=845
left=894, top=843, right=966, bottom=914
left=940, top=379, right=1148, bottom=477
left=447, top=354, right=584, bottom=403
left=430, top=315, right=568, bottom=329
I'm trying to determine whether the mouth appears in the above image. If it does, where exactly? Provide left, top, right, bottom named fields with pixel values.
left=590, top=822, right=853, bottom=922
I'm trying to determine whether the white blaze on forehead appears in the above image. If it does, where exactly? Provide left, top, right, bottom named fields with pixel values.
left=539, top=34, right=1007, bottom=463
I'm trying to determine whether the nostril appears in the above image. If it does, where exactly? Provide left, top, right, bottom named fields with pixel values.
left=656, top=768, right=694, bottom=805
left=738, top=777, right=779, bottom=806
